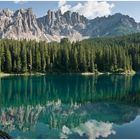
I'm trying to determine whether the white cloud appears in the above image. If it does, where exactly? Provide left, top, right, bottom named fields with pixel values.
left=73, top=120, right=116, bottom=139
left=13, top=0, right=26, bottom=4
left=60, top=120, right=116, bottom=139
left=58, top=0, right=66, bottom=7
left=58, top=1, right=115, bottom=19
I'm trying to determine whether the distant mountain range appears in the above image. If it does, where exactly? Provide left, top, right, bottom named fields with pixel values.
left=0, top=8, right=140, bottom=42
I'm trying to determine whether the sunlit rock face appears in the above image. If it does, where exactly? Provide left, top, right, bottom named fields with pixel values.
left=0, top=8, right=59, bottom=42
left=0, top=8, right=140, bottom=42
left=37, top=10, right=88, bottom=42
left=0, top=8, right=44, bottom=41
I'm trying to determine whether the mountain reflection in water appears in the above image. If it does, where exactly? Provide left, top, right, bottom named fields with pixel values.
left=0, top=74, right=140, bottom=138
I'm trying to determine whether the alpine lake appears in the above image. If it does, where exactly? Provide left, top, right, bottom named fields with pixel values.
left=0, top=74, right=140, bottom=139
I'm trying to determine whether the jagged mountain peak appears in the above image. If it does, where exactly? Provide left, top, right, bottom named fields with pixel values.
left=109, top=13, right=137, bottom=24
left=85, top=12, right=139, bottom=37
left=0, top=8, right=34, bottom=17
left=0, top=8, right=46, bottom=41
left=14, top=8, right=33, bottom=15
left=38, top=9, right=88, bottom=26
left=37, top=9, right=88, bottom=41
left=0, top=8, right=14, bottom=17
left=0, top=8, right=140, bottom=42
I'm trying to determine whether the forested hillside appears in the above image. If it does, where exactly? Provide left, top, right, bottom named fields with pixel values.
left=0, top=33, right=140, bottom=73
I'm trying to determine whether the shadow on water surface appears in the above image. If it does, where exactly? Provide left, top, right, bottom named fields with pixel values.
left=0, top=74, right=140, bottom=138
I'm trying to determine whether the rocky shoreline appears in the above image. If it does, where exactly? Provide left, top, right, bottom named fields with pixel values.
left=0, top=70, right=137, bottom=77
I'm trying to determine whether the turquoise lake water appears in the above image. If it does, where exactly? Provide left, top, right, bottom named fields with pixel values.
left=0, top=74, right=140, bottom=138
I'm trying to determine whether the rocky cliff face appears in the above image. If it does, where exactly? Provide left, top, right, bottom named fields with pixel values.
left=37, top=9, right=88, bottom=41
left=85, top=13, right=140, bottom=37
left=0, top=8, right=44, bottom=40
left=0, top=8, right=140, bottom=42
left=0, top=8, right=58, bottom=42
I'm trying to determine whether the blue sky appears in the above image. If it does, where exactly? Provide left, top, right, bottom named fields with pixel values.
left=0, top=1, right=140, bottom=22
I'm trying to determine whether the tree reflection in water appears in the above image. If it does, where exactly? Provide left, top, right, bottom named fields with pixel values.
left=0, top=74, right=140, bottom=138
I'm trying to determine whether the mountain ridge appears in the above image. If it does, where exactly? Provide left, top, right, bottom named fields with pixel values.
left=0, top=8, right=140, bottom=42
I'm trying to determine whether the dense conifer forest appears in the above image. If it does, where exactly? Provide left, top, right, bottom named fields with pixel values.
left=0, top=33, right=140, bottom=73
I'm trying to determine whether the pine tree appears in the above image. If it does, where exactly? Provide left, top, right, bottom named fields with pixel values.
left=4, top=47, right=12, bottom=72
left=20, top=44, right=27, bottom=72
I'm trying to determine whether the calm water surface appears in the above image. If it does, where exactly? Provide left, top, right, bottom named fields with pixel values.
left=0, top=74, right=140, bottom=138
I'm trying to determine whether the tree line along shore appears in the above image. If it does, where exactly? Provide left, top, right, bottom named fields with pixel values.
left=0, top=33, right=140, bottom=75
